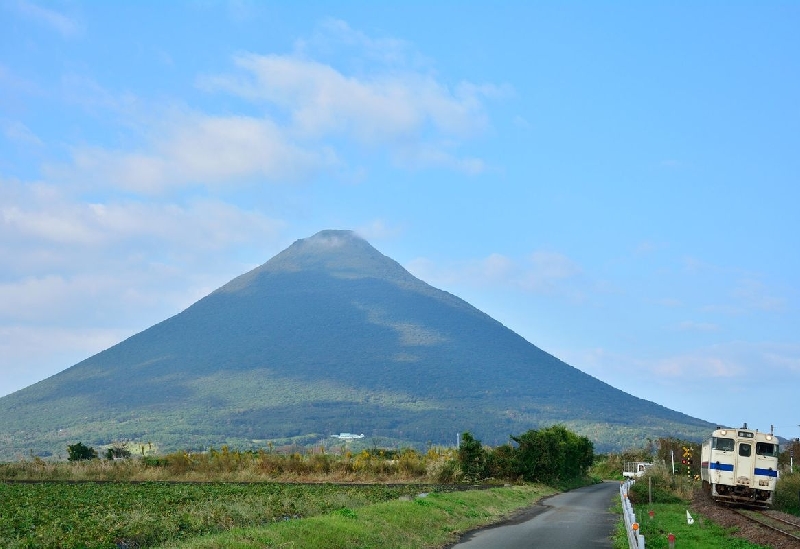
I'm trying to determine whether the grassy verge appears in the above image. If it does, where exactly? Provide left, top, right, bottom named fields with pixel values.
left=155, top=484, right=557, bottom=549
left=613, top=501, right=769, bottom=549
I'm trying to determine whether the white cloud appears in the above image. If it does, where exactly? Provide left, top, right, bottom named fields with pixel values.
left=0, top=325, right=129, bottom=398
left=355, top=220, right=405, bottom=241
left=301, top=18, right=424, bottom=68
left=554, top=341, right=800, bottom=433
left=651, top=354, right=743, bottom=378
left=733, top=277, right=784, bottom=312
left=55, top=113, right=334, bottom=194
left=43, top=23, right=503, bottom=192
left=0, top=20, right=509, bottom=396
left=406, top=250, right=582, bottom=297
left=14, top=0, right=80, bottom=37
left=673, top=321, right=719, bottom=332
left=4, top=121, right=43, bottom=146
left=0, top=65, right=42, bottom=97
left=519, top=251, right=582, bottom=293
left=201, top=53, right=492, bottom=142
left=389, top=143, right=486, bottom=174
left=0, top=178, right=284, bottom=282
left=1, top=184, right=282, bottom=250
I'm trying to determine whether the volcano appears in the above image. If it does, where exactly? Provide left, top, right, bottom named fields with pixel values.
left=0, top=230, right=712, bottom=459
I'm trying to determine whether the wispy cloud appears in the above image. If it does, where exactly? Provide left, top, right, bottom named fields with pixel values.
left=652, top=354, right=743, bottom=378
left=556, top=341, right=800, bottom=432
left=3, top=121, right=43, bottom=146
left=194, top=22, right=507, bottom=176
left=355, top=220, right=405, bottom=241
left=0, top=324, right=129, bottom=396
left=0, top=179, right=283, bottom=276
left=0, top=20, right=507, bottom=398
left=406, top=250, right=583, bottom=298
left=14, top=0, right=80, bottom=37
left=200, top=53, right=493, bottom=142
left=52, top=24, right=504, bottom=192
left=673, top=320, right=719, bottom=332
left=733, top=277, right=784, bottom=312
left=298, top=18, right=426, bottom=68
left=54, top=112, right=333, bottom=193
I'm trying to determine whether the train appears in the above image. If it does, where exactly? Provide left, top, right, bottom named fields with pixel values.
left=700, top=424, right=779, bottom=507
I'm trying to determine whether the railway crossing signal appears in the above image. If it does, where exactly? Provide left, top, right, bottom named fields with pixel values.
left=683, top=446, right=693, bottom=477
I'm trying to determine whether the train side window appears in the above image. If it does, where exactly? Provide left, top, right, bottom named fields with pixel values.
left=756, top=442, right=778, bottom=457
left=713, top=437, right=734, bottom=451
left=739, top=443, right=751, bottom=457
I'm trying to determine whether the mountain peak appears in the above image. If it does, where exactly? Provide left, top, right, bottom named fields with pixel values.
left=0, top=229, right=714, bottom=458
left=217, top=229, right=420, bottom=293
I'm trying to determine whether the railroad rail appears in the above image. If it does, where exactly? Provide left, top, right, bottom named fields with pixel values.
left=734, top=508, right=800, bottom=544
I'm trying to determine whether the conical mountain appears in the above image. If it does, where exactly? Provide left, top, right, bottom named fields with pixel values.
left=0, top=230, right=712, bottom=459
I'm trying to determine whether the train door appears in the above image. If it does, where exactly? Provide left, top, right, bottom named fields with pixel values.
left=735, top=440, right=754, bottom=487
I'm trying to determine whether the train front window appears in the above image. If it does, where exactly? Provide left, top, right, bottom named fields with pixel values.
left=713, top=437, right=734, bottom=451
left=739, top=443, right=751, bottom=457
left=756, top=442, right=778, bottom=457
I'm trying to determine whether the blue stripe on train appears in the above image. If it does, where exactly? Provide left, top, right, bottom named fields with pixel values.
left=709, top=462, right=734, bottom=471
left=754, top=468, right=778, bottom=478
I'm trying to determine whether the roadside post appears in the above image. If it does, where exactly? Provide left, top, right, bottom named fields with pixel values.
left=668, top=533, right=675, bottom=549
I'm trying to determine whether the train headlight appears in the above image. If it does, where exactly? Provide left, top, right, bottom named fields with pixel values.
left=766, top=435, right=772, bottom=441
left=720, top=430, right=727, bottom=435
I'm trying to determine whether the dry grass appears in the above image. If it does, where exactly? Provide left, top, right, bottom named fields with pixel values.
left=0, top=446, right=462, bottom=484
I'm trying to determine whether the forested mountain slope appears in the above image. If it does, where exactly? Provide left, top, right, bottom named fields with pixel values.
left=0, top=230, right=713, bottom=459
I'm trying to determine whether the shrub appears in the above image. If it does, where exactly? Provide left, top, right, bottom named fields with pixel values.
left=627, top=463, right=691, bottom=504
left=774, top=471, right=800, bottom=515
left=67, top=442, right=97, bottom=462
left=458, top=432, right=487, bottom=482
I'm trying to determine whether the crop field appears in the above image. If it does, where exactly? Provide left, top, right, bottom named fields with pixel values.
left=0, top=482, right=428, bottom=549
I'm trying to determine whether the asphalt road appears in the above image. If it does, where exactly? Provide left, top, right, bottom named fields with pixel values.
left=449, top=481, right=619, bottom=548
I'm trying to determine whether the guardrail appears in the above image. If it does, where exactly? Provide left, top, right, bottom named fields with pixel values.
left=620, top=479, right=645, bottom=548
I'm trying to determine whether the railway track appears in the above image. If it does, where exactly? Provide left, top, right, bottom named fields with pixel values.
left=734, top=508, right=800, bottom=545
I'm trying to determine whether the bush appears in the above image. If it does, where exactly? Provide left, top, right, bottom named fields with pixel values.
left=458, top=432, right=487, bottom=482
left=105, top=442, right=132, bottom=460
left=627, top=463, right=692, bottom=504
left=67, top=442, right=97, bottom=461
left=511, top=425, right=593, bottom=485
left=774, top=471, right=800, bottom=515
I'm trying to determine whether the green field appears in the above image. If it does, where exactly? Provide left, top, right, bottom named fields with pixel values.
left=0, top=482, right=560, bottom=549
left=0, top=482, right=433, bottom=548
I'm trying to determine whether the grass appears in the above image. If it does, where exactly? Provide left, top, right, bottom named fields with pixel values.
left=155, top=485, right=558, bottom=549
left=615, top=502, right=770, bottom=549
left=0, top=482, right=436, bottom=548
left=774, top=471, right=800, bottom=515
left=612, top=463, right=797, bottom=548
left=0, top=481, right=558, bottom=549
left=0, top=446, right=454, bottom=484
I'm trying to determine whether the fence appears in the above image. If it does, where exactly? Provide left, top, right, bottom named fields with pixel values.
left=620, top=479, right=645, bottom=548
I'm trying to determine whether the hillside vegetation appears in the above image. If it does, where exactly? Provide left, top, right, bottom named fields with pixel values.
left=0, top=230, right=713, bottom=460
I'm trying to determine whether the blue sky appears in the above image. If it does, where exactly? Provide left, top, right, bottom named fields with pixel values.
left=2, top=1, right=798, bottom=441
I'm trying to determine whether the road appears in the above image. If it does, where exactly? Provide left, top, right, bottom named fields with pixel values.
left=449, top=481, right=619, bottom=548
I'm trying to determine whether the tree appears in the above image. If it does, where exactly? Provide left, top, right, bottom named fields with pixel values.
left=458, top=431, right=487, bottom=482
left=67, top=442, right=97, bottom=461
left=486, top=443, right=516, bottom=479
left=511, top=425, right=593, bottom=484
left=105, top=442, right=132, bottom=460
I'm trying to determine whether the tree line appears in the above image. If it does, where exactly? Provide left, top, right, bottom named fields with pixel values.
left=459, top=425, right=594, bottom=486
left=62, top=425, right=593, bottom=487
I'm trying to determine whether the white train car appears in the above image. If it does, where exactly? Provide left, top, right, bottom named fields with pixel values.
left=700, top=424, right=779, bottom=507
